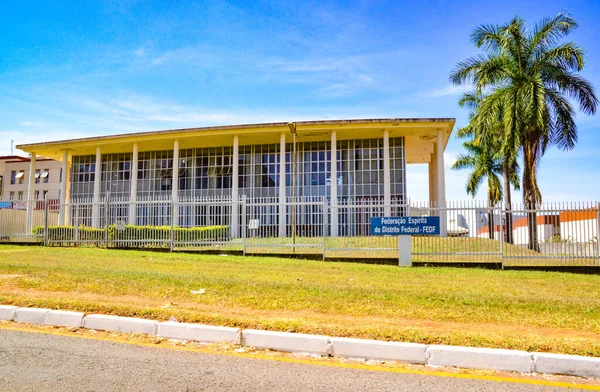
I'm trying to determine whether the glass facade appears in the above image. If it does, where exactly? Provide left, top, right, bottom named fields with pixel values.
left=70, top=155, right=96, bottom=198
left=69, top=137, right=406, bottom=202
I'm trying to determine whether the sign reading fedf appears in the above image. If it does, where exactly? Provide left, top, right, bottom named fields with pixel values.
left=370, top=216, right=441, bottom=236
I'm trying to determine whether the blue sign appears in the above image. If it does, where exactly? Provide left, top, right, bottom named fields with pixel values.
left=0, top=202, right=12, bottom=209
left=371, top=216, right=440, bottom=236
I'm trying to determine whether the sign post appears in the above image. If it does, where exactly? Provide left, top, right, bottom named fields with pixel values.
left=371, top=216, right=441, bottom=267
left=398, top=235, right=411, bottom=266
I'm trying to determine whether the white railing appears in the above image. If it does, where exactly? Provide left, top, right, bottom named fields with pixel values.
left=1, top=196, right=598, bottom=267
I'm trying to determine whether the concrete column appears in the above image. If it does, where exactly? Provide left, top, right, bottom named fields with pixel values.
left=428, top=153, right=438, bottom=205
left=172, top=139, right=179, bottom=226
left=91, top=147, right=101, bottom=228
left=437, top=130, right=447, bottom=237
left=278, top=132, right=286, bottom=238
left=231, top=135, right=239, bottom=238
left=129, top=143, right=138, bottom=225
left=25, top=153, right=36, bottom=234
left=59, top=150, right=70, bottom=225
left=330, top=131, right=338, bottom=236
left=383, top=130, right=391, bottom=216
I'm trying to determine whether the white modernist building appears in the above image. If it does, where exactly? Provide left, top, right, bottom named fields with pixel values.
left=16, top=118, right=455, bottom=236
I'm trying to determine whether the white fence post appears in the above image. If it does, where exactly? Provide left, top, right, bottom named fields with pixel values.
left=104, top=193, right=110, bottom=248
left=323, top=197, right=328, bottom=260
left=242, top=196, right=247, bottom=256
left=43, top=196, right=49, bottom=246
left=171, top=197, right=176, bottom=252
left=499, top=204, right=504, bottom=269
left=596, top=201, right=600, bottom=266
left=74, top=203, right=79, bottom=247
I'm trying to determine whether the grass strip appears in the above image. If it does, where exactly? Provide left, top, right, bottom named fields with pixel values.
left=1, top=245, right=599, bottom=356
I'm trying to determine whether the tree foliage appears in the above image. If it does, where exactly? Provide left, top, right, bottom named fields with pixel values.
left=450, top=13, right=597, bottom=249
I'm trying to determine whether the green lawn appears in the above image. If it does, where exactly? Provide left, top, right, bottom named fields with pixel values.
left=13, top=232, right=597, bottom=265
left=1, top=244, right=599, bottom=356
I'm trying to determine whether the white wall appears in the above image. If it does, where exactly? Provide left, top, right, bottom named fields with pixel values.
left=560, top=219, right=598, bottom=243
left=512, top=224, right=555, bottom=245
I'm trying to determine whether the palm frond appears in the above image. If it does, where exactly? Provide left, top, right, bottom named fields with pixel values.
left=531, top=12, right=578, bottom=51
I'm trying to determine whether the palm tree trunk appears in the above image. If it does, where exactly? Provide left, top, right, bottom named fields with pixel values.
left=503, top=161, right=513, bottom=244
left=523, top=141, right=540, bottom=252
left=487, top=192, right=495, bottom=240
left=489, top=209, right=495, bottom=240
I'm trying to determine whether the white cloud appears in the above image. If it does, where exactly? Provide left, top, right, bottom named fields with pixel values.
left=418, top=84, right=471, bottom=98
left=20, top=121, right=47, bottom=127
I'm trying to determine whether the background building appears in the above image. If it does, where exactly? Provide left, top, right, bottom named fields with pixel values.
left=0, top=155, right=63, bottom=201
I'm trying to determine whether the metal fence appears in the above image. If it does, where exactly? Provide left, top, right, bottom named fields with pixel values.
left=1, top=196, right=598, bottom=267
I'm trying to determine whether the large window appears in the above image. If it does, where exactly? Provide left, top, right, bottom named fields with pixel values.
left=68, top=137, right=406, bottom=202
left=294, top=141, right=332, bottom=197
left=70, top=155, right=96, bottom=199
left=138, top=150, right=173, bottom=196
left=101, top=153, right=131, bottom=196
left=195, top=147, right=232, bottom=196
left=239, top=144, right=280, bottom=198
left=291, top=137, right=406, bottom=200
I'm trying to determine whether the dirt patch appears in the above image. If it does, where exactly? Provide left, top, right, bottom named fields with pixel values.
left=2, top=287, right=599, bottom=343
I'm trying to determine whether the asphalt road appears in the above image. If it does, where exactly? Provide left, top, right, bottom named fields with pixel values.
left=0, top=329, right=570, bottom=392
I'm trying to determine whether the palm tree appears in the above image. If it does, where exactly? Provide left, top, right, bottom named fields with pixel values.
left=450, top=13, right=598, bottom=250
left=452, top=137, right=503, bottom=239
left=457, top=92, right=520, bottom=243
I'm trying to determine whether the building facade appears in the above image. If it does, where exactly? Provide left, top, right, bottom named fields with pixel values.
left=17, top=118, right=455, bottom=236
left=0, top=156, right=63, bottom=201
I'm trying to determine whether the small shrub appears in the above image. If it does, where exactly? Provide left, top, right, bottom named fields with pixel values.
left=33, top=224, right=230, bottom=246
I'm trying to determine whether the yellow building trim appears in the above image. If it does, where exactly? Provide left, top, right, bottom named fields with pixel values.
left=16, top=118, right=455, bottom=165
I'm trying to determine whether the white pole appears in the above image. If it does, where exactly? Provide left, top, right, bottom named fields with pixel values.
left=25, top=153, right=36, bottom=234
left=231, top=135, right=239, bottom=238
left=92, top=147, right=101, bottom=228
left=129, top=143, right=138, bottom=225
left=278, top=132, right=286, bottom=238
left=383, top=130, right=391, bottom=216
left=437, top=130, right=447, bottom=237
left=172, top=139, right=179, bottom=227
left=330, top=131, right=338, bottom=236
left=59, top=149, right=69, bottom=225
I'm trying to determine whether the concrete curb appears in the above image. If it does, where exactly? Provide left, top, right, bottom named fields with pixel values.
left=82, top=314, right=158, bottom=335
left=3, top=305, right=600, bottom=379
left=329, top=337, right=427, bottom=364
left=0, top=305, right=17, bottom=321
left=45, top=310, right=85, bottom=328
left=534, top=353, right=600, bottom=379
left=242, top=329, right=330, bottom=355
left=14, top=308, right=50, bottom=325
left=158, top=321, right=241, bottom=344
left=428, top=345, right=533, bottom=373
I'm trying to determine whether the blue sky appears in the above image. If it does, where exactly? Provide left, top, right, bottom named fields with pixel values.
left=1, top=0, right=599, bottom=202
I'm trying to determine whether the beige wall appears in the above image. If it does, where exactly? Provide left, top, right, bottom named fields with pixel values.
left=1, top=159, right=63, bottom=201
